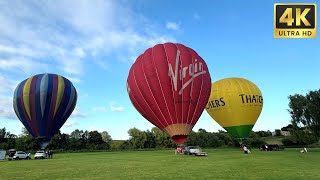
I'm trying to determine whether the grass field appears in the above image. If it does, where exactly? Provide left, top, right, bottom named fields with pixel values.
left=1, top=148, right=319, bottom=180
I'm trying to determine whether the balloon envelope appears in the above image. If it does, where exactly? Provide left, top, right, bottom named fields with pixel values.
left=206, top=78, right=263, bottom=140
left=127, top=42, right=211, bottom=144
left=13, top=73, right=77, bottom=149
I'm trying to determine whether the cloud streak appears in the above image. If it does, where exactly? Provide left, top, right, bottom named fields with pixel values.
left=0, top=96, right=17, bottom=120
left=64, top=120, right=78, bottom=128
left=166, top=22, right=181, bottom=31
left=110, top=101, right=125, bottom=112
left=70, top=109, right=86, bottom=118
left=91, top=106, right=107, bottom=112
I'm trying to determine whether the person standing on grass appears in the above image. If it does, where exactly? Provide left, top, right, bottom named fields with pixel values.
left=243, top=145, right=249, bottom=155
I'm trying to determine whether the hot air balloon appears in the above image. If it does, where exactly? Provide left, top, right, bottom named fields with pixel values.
left=13, top=73, right=77, bottom=149
left=127, top=42, right=211, bottom=144
left=206, top=77, right=263, bottom=142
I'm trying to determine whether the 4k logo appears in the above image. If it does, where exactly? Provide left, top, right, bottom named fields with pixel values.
left=274, top=4, right=317, bottom=38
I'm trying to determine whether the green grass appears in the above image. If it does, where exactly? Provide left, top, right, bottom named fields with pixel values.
left=1, top=148, right=320, bottom=180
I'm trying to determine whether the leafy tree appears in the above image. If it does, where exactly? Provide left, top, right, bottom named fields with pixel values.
left=151, top=127, right=174, bottom=148
left=70, top=129, right=84, bottom=139
left=0, top=127, right=6, bottom=140
left=285, top=127, right=318, bottom=145
left=89, top=131, right=104, bottom=145
left=288, top=89, right=320, bottom=137
left=281, top=124, right=293, bottom=131
left=100, top=131, right=112, bottom=145
left=128, top=128, right=145, bottom=149
left=275, top=129, right=282, bottom=136
left=256, top=130, right=272, bottom=137
left=143, top=130, right=156, bottom=148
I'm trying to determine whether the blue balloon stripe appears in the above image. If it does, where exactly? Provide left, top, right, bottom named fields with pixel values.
left=29, top=76, right=40, bottom=136
left=62, top=83, right=76, bottom=118
left=13, top=83, right=23, bottom=122
left=16, top=80, right=35, bottom=137
left=46, top=74, right=58, bottom=136
left=64, top=91, right=77, bottom=120
left=43, top=74, right=54, bottom=136
left=35, top=74, right=44, bottom=136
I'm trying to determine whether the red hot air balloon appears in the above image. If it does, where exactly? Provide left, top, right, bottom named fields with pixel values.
left=127, top=42, right=211, bottom=144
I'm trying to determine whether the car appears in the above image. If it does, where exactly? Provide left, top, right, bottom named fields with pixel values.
left=175, top=145, right=208, bottom=156
left=34, top=150, right=46, bottom=159
left=12, top=151, right=31, bottom=160
left=7, top=149, right=16, bottom=161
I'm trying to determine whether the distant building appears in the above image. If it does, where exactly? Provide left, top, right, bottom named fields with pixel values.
left=272, top=129, right=291, bottom=136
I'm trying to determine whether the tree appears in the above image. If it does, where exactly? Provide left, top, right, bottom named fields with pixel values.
left=89, top=131, right=104, bottom=145
left=275, top=129, right=282, bottom=136
left=100, top=131, right=112, bottom=144
left=143, top=130, right=156, bottom=148
left=282, top=127, right=317, bottom=145
left=0, top=127, right=6, bottom=139
left=281, top=124, right=293, bottom=131
left=70, top=129, right=84, bottom=139
left=151, top=127, right=174, bottom=148
left=127, top=128, right=144, bottom=149
left=288, top=89, right=320, bottom=137
left=256, top=130, right=272, bottom=137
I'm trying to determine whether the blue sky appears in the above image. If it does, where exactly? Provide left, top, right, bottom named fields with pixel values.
left=0, top=0, right=319, bottom=140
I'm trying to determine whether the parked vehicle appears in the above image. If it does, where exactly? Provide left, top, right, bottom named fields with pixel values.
left=34, top=150, right=46, bottom=159
left=12, top=151, right=31, bottom=160
left=176, top=145, right=208, bottom=156
left=8, top=149, right=16, bottom=161
left=260, top=144, right=285, bottom=151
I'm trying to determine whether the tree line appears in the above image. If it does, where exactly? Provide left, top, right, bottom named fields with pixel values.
left=0, top=89, right=319, bottom=152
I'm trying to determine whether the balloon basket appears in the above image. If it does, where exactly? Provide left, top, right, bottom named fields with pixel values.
left=36, top=137, right=51, bottom=149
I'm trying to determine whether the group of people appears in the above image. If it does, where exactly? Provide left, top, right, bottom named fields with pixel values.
left=46, top=150, right=54, bottom=158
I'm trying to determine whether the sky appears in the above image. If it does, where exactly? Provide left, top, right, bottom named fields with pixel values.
left=0, top=0, right=319, bottom=140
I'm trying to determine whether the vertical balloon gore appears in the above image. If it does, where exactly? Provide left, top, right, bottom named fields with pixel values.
left=127, top=42, right=212, bottom=145
left=171, top=135, right=188, bottom=145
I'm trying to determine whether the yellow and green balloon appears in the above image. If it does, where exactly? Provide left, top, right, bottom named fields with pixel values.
left=206, top=77, right=263, bottom=141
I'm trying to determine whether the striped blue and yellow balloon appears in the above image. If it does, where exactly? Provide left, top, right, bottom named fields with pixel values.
left=13, top=73, right=77, bottom=149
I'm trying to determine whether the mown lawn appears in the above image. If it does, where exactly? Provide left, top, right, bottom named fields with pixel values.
left=1, top=148, right=319, bottom=180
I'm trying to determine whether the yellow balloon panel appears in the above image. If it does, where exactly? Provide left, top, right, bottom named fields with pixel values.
left=206, top=78, right=263, bottom=127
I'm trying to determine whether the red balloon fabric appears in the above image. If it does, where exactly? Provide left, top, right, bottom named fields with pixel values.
left=127, top=42, right=211, bottom=144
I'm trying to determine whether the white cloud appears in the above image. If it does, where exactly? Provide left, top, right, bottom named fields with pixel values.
left=110, top=101, right=125, bottom=112
left=0, top=57, right=49, bottom=75
left=0, top=96, right=17, bottom=120
left=0, top=0, right=176, bottom=76
left=0, top=75, right=19, bottom=94
left=63, top=120, right=78, bottom=127
left=70, top=108, right=86, bottom=118
left=166, top=22, right=181, bottom=31
left=66, top=76, right=81, bottom=84
left=193, top=13, right=200, bottom=20
left=91, top=106, right=107, bottom=112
